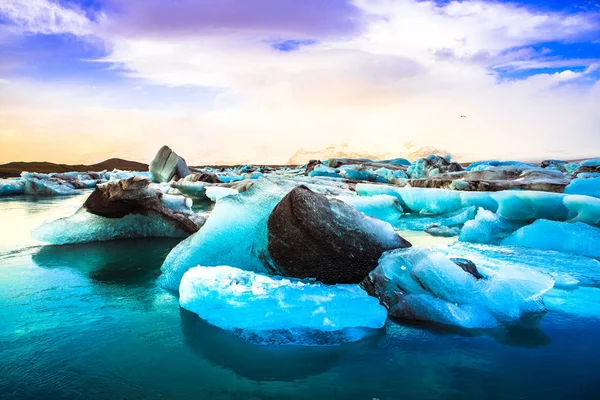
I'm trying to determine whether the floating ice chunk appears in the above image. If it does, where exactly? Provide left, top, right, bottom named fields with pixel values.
left=466, top=160, right=537, bottom=171
left=216, top=174, right=245, bottom=183
left=161, top=194, right=194, bottom=213
left=206, top=186, right=239, bottom=202
left=394, top=206, right=476, bottom=231
left=578, top=158, right=600, bottom=168
left=544, top=287, right=600, bottom=320
left=438, top=242, right=600, bottom=290
left=308, top=164, right=343, bottom=179
left=0, top=179, right=25, bottom=196
left=22, top=173, right=79, bottom=196
left=563, top=195, right=600, bottom=225
left=502, top=220, right=600, bottom=258
left=170, top=181, right=208, bottom=199
left=32, top=208, right=190, bottom=245
left=459, top=208, right=523, bottom=244
left=424, top=225, right=460, bottom=237
left=103, top=170, right=135, bottom=181
left=363, top=247, right=553, bottom=328
left=160, top=178, right=295, bottom=290
left=491, top=191, right=569, bottom=221
left=564, top=177, right=600, bottom=198
left=179, top=265, right=387, bottom=345
left=333, top=194, right=403, bottom=224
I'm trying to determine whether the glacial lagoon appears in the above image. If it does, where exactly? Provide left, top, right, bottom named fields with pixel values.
left=1, top=192, right=599, bottom=400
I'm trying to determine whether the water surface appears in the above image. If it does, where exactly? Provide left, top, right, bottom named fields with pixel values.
left=1, top=195, right=599, bottom=399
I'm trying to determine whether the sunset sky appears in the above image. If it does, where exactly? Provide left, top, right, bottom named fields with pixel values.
left=1, top=0, right=599, bottom=165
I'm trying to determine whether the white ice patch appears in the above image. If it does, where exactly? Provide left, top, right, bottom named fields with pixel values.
left=179, top=265, right=387, bottom=346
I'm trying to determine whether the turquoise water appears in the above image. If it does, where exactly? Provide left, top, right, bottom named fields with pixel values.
left=1, top=195, right=600, bottom=399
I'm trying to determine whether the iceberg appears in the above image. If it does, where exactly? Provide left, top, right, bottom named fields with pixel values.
left=22, top=172, right=80, bottom=196
left=564, top=177, right=600, bottom=198
left=438, top=242, right=600, bottom=290
left=362, top=247, right=553, bottom=329
left=394, top=206, right=477, bottom=231
left=0, top=179, right=25, bottom=196
left=160, top=178, right=294, bottom=290
left=179, top=265, right=388, bottom=345
left=502, top=220, right=600, bottom=258
left=33, top=177, right=204, bottom=245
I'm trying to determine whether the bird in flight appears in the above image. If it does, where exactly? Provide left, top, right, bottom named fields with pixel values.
left=460, top=115, right=467, bottom=118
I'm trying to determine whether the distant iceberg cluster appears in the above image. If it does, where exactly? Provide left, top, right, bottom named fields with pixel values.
left=21, top=146, right=600, bottom=345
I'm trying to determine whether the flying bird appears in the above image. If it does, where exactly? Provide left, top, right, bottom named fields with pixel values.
left=460, top=115, right=467, bottom=118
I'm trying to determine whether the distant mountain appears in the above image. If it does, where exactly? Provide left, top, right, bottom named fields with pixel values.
left=286, top=143, right=451, bottom=165
left=0, top=158, right=148, bottom=178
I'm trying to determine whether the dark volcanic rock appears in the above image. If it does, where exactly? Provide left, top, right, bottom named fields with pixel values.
left=184, top=172, right=222, bottom=184
left=450, top=258, right=483, bottom=280
left=304, top=159, right=322, bottom=176
left=150, top=145, right=191, bottom=183
left=540, top=159, right=567, bottom=173
left=84, top=176, right=199, bottom=234
left=267, top=186, right=411, bottom=284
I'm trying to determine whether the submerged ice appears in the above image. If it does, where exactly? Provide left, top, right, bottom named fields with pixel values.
left=179, top=265, right=387, bottom=345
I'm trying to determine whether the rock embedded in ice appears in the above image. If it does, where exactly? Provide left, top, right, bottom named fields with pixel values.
left=361, top=247, right=553, bottom=328
left=32, top=208, right=193, bottom=245
left=184, top=172, right=222, bottom=183
left=179, top=265, right=388, bottom=345
left=502, top=219, right=600, bottom=258
left=83, top=176, right=201, bottom=234
left=407, top=155, right=463, bottom=179
left=160, top=178, right=295, bottom=290
left=450, top=258, right=484, bottom=279
left=267, top=186, right=411, bottom=284
left=149, top=145, right=191, bottom=183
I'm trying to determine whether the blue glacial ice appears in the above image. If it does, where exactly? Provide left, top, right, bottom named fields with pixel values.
left=170, top=181, right=208, bottom=199
left=355, top=184, right=600, bottom=225
left=395, top=206, right=477, bottom=231
left=502, top=219, right=600, bottom=258
left=160, top=178, right=295, bottom=290
left=564, top=177, right=600, bottom=198
left=466, top=160, right=537, bottom=171
left=364, top=247, right=553, bottom=328
left=179, top=265, right=387, bottom=345
left=32, top=208, right=191, bottom=245
left=333, top=194, right=403, bottom=224
left=0, top=179, right=25, bottom=196
left=22, top=173, right=80, bottom=196
left=205, top=186, right=239, bottom=202
left=438, top=242, right=600, bottom=290
left=459, top=208, right=523, bottom=244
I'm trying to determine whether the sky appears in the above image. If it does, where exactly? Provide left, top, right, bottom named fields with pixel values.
left=0, top=0, right=599, bottom=165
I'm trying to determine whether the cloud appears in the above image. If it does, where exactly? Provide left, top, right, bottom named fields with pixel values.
left=0, top=0, right=100, bottom=36
left=0, top=0, right=599, bottom=164
left=99, top=0, right=364, bottom=39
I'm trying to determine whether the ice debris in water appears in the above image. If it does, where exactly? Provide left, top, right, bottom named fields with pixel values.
left=394, top=206, right=477, bottom=231
left=179, top=265, right=387, bottom=346
left=160, top=178, right=296, bottom=290
left=502, top=219, right=600, bottom=258
left=363, top=247, right=553, bottom=329
left=32, top=208, right=190, bottom=245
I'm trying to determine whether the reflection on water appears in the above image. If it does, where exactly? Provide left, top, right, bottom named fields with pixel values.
left=32, top=238, right=182, bottom=285
left=1, top=196, right=600, bottom=399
